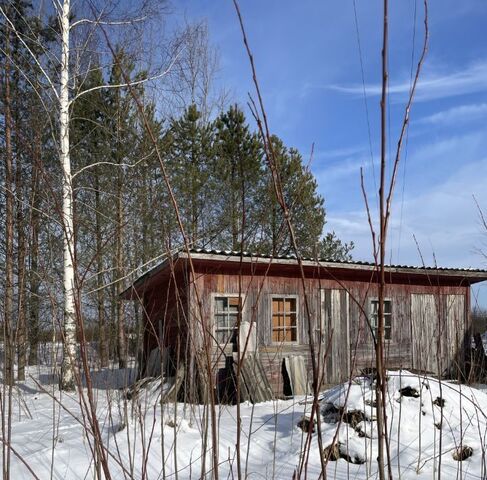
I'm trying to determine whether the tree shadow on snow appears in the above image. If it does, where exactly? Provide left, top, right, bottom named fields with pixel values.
left=260, top=410, right=302, bottom=437
left=82, top=367, right=137, bottom=390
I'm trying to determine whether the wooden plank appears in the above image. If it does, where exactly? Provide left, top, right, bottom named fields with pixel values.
left=239, top=354, right=274, bottom=403
left=319, top=289, right=350, bottom=384
left=342, top=289, right=350, bottom=375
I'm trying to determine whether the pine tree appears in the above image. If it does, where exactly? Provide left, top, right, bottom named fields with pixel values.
left=166, top=104, right=215, bottom=245
left=71, top=65, right=110, bottom=366
left=106, top=49, right=140, bottom=368
left=213, top=105, right=262, bottom=250
left=257, top=136, right=325, bottom=257
left=319, top=232, right=354, bottom=261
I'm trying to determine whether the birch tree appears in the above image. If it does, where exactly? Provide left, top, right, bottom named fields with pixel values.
left=1, top=0, right=180, bottom=390
left=57, top=0, right=77, bottom=390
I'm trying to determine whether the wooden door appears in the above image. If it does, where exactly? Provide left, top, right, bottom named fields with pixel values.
left=444, top=294, right=466, bottom=377
left=411, top=294, right=441, bottom=374
left=320, top=289, right=350, bottom=384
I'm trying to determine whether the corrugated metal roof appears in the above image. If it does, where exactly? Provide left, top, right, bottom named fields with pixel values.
left=187, top=247, right=487, bottom=273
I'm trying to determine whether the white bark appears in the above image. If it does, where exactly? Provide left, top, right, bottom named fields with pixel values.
left=60, top=0, right=77, bottom=391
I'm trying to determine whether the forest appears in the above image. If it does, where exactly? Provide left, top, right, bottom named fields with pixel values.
left=0, top=0, right=352, bottom=383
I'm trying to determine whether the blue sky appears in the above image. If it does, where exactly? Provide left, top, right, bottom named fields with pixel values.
left=176, top=1, right=487, bottom=306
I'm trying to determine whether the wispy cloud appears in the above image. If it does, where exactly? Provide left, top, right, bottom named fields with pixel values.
left=314, top=155, right=374, bottom=184
left=327, top=60, right=487, bottom=102
left=311, top=145, right=367, bottom=160
left=418, top=103, right=487, bottom=125
left=325, top=132, right=487, bottom=269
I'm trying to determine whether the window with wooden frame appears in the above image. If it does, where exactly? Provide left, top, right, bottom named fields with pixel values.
left=272, top=296, right=297, bottom=343
left=369, top=298, right=392, bottom=340
left=214, top=296, right=241, bottom=345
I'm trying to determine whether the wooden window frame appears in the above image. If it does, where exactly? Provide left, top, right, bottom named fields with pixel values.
left=369, top=297, right=392, bottom=341
left=270, top=294, right=299, bottom=345
left=211, top=293, right=245, bottom=347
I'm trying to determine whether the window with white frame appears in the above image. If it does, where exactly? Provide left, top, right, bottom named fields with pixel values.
left=369, top=298, right=392, bottom=340
left=272, top=296, right=297, bottom=343
left=214, top=296, right=241, bottom=344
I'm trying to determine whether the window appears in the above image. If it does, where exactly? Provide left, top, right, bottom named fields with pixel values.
left=272, top=297, right=297, bottom=343
left=214, top=296, right=241, bottom=344
left=370, top=299, right=392, bottom=340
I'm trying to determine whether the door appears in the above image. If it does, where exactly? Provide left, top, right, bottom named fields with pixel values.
left=444, top=294, right=466, bottom=377
left=411, top=294, right=441, bottom=374
left=319, top=289, right=350, bottom=384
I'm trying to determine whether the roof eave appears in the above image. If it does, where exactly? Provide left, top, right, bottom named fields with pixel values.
left=178, top=251, right=487, bottom=281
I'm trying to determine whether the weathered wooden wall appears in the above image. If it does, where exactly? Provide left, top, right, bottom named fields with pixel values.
left=141, top=263, right=189, bottom=376
left=188, top=262, right=471, bottom=396
left=138, top=258, right=472, bottom=398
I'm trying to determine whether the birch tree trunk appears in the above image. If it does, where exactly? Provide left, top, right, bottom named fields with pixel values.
left=59, top=0, right=77, bottom=391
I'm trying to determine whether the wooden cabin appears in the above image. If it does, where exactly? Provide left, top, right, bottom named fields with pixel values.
left=121, top=249, right=487, bottom=400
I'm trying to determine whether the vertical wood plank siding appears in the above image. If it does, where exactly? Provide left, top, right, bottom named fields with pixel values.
left=142, top=259, right=472, bottom=397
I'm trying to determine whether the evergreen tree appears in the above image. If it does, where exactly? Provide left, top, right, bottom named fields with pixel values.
left=71, top=65, right=110, bottom=365
left=106, top=49, right=141, bottom=368
left=166, top=104, right=215, bottom=245
left=257, top=136, right=325, bottom=257
left=319, top=231, right=354, bottom=261
left=212, top=105, right=262, bottom=250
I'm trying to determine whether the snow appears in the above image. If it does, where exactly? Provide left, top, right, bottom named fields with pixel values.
left=4, top=368, right=487, bottom=479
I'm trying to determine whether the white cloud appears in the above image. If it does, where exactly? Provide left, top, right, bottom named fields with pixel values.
left=325, top=142, right=487, bottom=270
left=314, top=156, right=373, bottom=183
left=327, top=60, right=487, bottom=102
left=311, top=145, right=367, bottom=160
left=418, top=103, right=487, bottom=125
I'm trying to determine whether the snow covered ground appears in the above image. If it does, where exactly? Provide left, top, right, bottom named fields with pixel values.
left=3, top=367, right=487, bottom=479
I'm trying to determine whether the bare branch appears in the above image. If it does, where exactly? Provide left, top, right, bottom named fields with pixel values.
left=72, top=149, right=155, bottom=179
left=384, top=0, right=429, bottom=233
left=70, top=16, right=147, bottom=29
left=70, top=48, right=184, bottom=104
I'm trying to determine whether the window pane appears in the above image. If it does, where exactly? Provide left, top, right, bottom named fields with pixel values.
left=215, top=297, right=226, bottom=312
left=284, top=299, right=291, bottom=313
left=228, top=297, right=240, bottom=313
left=371, top=300, right=379, bottom=315
left=273, top=299, right=284, bottom=314
left=228, top=313, right=238, bottom=329
left=370, top=299, right=392, bottom=340
left=289, top=327, right=297, bottom=342
left=272, top=314, right=283, bottom=329
left=290, top=298, right=297, bottom=313
left=215, top=314, right=227, bottom=329
left=285, top=313, right=297, bottom=327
